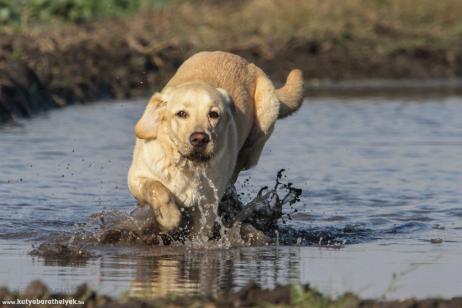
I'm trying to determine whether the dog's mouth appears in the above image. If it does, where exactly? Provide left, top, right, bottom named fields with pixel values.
left=183, top=151, right=213, bottom=163
left=176, top=139, right=215, bottom=163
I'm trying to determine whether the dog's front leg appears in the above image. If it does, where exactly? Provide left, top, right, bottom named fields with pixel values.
left=138, top=178, right=181, bottom=232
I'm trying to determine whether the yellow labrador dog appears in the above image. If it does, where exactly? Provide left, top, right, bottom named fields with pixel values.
left=128, top=51, right=303, bottom=238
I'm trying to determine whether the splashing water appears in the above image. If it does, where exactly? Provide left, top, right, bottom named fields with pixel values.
left=200, top=168, right=231, bottom=248
left=30, top=170, right=304, bottom=258
left=219, top=169, right=302, bottom=231
left=31, top=167, right=382, bottom=261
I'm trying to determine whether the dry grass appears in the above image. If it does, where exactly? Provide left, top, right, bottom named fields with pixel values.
left=9, top=0, right=462, bottom=58
left=125, top=0, right=462, bottom=56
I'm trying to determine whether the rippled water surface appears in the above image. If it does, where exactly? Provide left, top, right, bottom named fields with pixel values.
left=0, top=95, right=461, bottom=299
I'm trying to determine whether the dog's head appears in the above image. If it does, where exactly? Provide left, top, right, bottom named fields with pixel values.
left=135, top=82, right=233, bottom=163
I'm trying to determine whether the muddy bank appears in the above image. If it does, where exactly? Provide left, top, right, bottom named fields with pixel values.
left=1, top=280, right=461, bottom=308
left=2, top=0, right=462, bottom=122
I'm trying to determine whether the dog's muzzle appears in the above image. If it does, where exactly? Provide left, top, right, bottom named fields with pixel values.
left=183, top=131, right=213, bottom=162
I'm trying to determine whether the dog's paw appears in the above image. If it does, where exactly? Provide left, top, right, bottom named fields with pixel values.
left=143, top=180, right=182, bottom=232
left=153, top=200, right=181, bottom=232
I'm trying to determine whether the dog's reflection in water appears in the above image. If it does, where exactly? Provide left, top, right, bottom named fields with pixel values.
left=125, top=247, right=301, bottom=298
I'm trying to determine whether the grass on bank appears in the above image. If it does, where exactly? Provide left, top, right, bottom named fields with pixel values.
left=0, top=0, right=174, bottom=25
left=290, top=284, right=365, bottom=308
left=2, top=0, right=462, bottom=61
left=0, top=0, right=462, bottom=47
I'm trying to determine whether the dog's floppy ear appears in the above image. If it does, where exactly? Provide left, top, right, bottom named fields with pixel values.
left=135, top=93, right=166, bottom=140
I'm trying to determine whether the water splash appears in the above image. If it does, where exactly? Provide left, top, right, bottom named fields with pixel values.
left=199, top=168, right=231, bottom=248
left=30, top=170, right=304, bottom=260
left=30, top=167, right=432, bottom=262
left=219, top=169, right=302, bottom=231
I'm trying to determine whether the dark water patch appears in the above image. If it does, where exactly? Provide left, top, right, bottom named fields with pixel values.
left=446, top=208, right=462, bottom=217
left=277, top=224, right=376, bottom=247
left=323, top=215, right=347, bottom=222
left=277, top=220, right=435, bottom=247
left=0, top=231, right=38, bottom=240
left=394, top=216, right=434, bottom=222
left=384, top=222, right=429, bottom=234
left=30, top=243, right=91, bottom=266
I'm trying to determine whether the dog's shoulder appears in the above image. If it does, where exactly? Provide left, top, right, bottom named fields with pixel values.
left=166, top=51, right=256, bottom=93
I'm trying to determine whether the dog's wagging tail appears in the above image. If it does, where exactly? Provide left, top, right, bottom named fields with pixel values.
left=275, top=69, right=304, bottom=118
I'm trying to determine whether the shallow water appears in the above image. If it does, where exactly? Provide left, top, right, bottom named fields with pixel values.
left=0, top=95, right=461, bottom=299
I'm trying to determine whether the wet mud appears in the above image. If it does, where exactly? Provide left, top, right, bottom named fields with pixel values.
left=1, top=280, right=462, bottom=308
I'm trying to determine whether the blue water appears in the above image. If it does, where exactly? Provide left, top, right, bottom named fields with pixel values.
left=0, top=95, right=461, bottom=299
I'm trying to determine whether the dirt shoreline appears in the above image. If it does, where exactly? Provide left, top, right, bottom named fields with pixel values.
left=2, top=0, right=462, bottom=122
left=2, top=38, right=461, bottom=124
left=0, top=280, right=461, bottom=308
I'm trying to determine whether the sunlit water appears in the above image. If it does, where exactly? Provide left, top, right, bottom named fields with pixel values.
left=0, top=95, right=461, bottom=299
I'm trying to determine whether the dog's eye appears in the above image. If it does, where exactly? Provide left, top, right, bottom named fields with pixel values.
left=176, top=111, right=188, bottom=118
left=209, top=111, right=220, bottom=119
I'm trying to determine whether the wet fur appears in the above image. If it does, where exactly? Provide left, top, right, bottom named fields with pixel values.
left=128, top=51, right=303, bottom=237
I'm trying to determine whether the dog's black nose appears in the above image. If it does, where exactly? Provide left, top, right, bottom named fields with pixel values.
left=190, top=132, right=210, bottom=147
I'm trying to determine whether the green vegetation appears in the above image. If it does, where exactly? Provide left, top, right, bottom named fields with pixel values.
left=0, top=0, right=172, bottom=25
left=290, top=284, right=359, bottom=308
